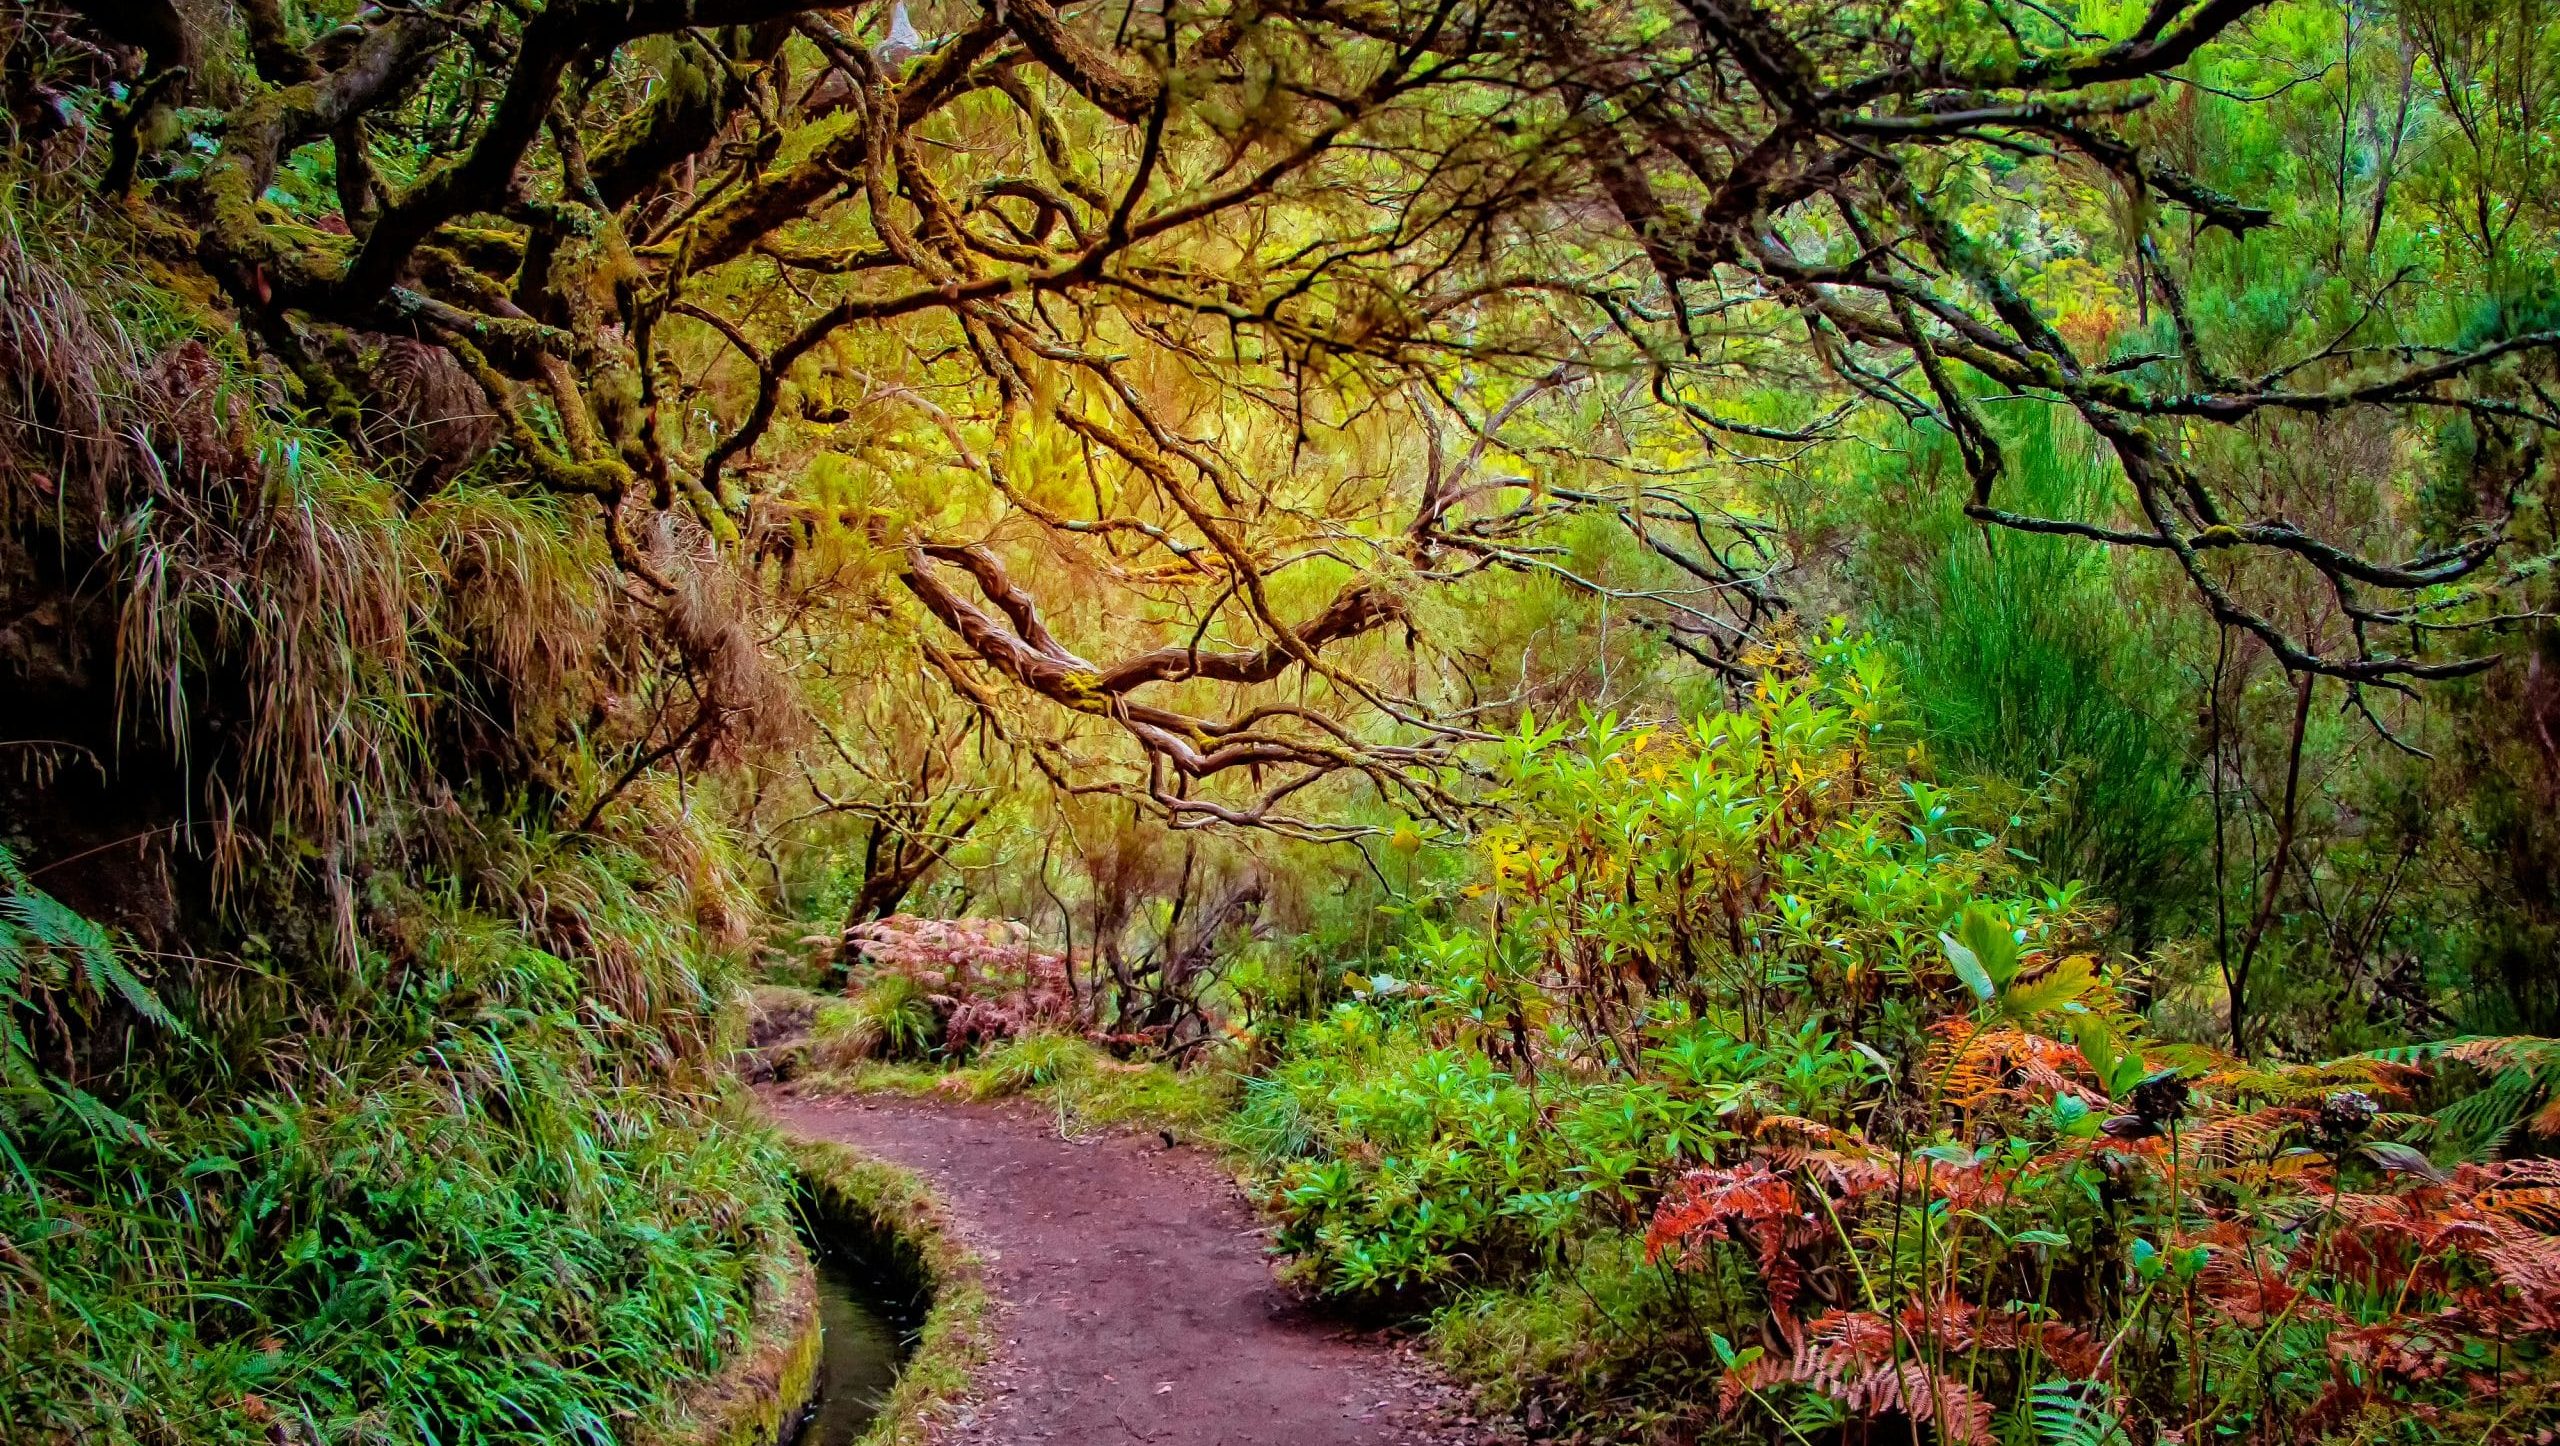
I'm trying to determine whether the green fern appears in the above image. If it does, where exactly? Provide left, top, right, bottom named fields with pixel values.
left=2030, top=1380, right=2130, bottom=1446
left=0, top=845, right=186, bottom=1160
left=2372, top=1036, right=2560, bottom=1160
left=0, top=843, right=181, bottom=1076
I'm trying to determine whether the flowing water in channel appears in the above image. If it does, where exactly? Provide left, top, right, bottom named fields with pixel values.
left=795, top=1243, right=914, bottom=1446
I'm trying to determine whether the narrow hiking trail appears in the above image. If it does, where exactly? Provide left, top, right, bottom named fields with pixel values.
left=766, top=1091, right=1502, bottom=1446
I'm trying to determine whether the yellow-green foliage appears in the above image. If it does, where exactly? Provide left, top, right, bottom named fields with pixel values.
left=811, top=976, right=941, bottom=1065
left=652, top=1264, right=821, bottom=1446
left=968, top=1029, right=1097, bottom=1096
left=1423, top=1235, right=1686, bottom=1432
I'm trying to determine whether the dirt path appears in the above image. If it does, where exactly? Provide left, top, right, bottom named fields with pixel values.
left=765, top=1090, right=1496, bottom=1446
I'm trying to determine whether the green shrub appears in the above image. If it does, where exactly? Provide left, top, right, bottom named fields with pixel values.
left=1424, top=1234, right=1692, bottom=1431
left=969, top=1030, right=1099, bottom=1097
left=1869, top=416, right=2204, bottom=946
left=1251, top=635, right=2076, bottom=1298
left=1251, top=639, right=2560, bottom=1446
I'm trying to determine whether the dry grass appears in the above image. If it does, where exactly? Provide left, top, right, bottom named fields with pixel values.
left=0, top=185, right=423, bottom=908
left=0, top=175, right=810, bottom=907
left=412, top=481, right=616, bottom=747
left=0, top=181, right=132, bottom=517
left=118, top=396, right=424, bottom=904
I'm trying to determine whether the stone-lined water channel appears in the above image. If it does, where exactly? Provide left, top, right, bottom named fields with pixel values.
left=792, top=1231, right=922, bottom=1445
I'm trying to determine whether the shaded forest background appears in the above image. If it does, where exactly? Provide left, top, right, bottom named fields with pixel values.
left=7, top=0, right=2560, bottom=1439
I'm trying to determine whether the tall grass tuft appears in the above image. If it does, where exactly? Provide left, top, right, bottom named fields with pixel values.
left=1871, top=413, right=2206, bottom=942
left=811, top=974, right=940, bottom=1065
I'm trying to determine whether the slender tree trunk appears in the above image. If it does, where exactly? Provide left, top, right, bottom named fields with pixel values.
left=2210, top=629, right=2234, bottom=1034
left=2231, top=669, right=2316, bottom=1055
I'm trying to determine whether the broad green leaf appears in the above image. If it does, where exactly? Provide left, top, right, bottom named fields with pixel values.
left=2358, top=1141, right=2448, bottom=1182
left=2003, top=955, right=2097, bottom=1019
left=1941, top=931, right=1995, bottom=1002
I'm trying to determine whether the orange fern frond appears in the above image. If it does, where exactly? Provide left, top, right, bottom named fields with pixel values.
left=1839, top=1361, right=1997, bottom=1446
left=2475, top=1235, right=2560, bottom=1323
left=2178, top=1105, right=2314, bottom=1166
left=2482, top=1187, right=2560, bottom=1232
left=1890, top=1298, right=2107, bottom=1378
left=1754, top=1115, right=1867, bottom=1171
left=1718, top=1308, right=1897, bottom=1413
left=2198, top=1241, right=2332, bottom=1328
left=1645, top=1160, right=1805, bottom=1322
left=1928, top=1024, right=2103, bottom=1110
left=1802, top=1148, right=1899, bottom=1199
left=2465, top=1159, right=2560, bottom=1189
left=1805, top=1308, right=1898, bottom=1368
left=1816, top=1150, right=2008, bottom=1209
left=2530, top=1094, right=2560, bottom=1137
left=2202, top=1052, right=2418, bottom=1097
left=1756, top=1114, right=1850, bottom=1147
left=2443, top=1037, right=2560, bottom=1073
left=2329, top=1312, right=2480, bottom=1384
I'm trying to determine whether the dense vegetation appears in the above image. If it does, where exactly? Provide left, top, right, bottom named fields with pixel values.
left=1242, top=643, right=2560, bottom=1442
left=8, top=0, right=2560, bottom=1440
left=0, top=177, right=798, bottom=1441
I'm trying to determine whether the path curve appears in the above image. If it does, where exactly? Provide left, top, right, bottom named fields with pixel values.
left=765, top=1090, right=1496, bottom=1446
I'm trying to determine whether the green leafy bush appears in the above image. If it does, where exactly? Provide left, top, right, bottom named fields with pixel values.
left=1248, top=635, right=2073, bottom=1293
left=1249, top=640, right=2560, bottom=1445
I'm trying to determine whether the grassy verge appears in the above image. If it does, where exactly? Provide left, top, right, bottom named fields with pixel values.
left=0, top=173, right=806, bottom=1446
left=653, top=1250, right=821, bottom=1446
left=754, top=987, right=1237, bottom=1141
left=787, top=1140, right=995, bottom=1446
left=4, top=851, right=805, bottom=1446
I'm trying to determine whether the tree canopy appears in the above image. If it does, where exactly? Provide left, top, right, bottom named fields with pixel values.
left=48, top=0, right=2559, bottom=843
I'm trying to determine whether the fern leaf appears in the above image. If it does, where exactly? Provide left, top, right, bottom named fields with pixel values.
left=2030, top=1381, right=2130, bottom=1446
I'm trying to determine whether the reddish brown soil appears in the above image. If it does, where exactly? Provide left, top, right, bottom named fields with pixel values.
left=765, top=1090, right=1499, bottom=1446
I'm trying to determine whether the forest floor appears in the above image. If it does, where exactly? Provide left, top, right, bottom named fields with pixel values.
left=765, top=1089, right=1505, bottom=1446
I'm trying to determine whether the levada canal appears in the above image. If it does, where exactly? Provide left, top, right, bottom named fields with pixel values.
left=790, top=1218, right=927, bottom=1444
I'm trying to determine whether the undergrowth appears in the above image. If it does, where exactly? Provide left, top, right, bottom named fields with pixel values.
left=1234, top=639, right=2560, bottom=1446
left=0, top=173, right=799, bottom=1444
left=0, top=839, right=799, bottom=1446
